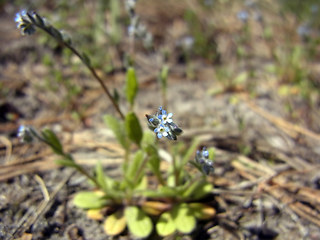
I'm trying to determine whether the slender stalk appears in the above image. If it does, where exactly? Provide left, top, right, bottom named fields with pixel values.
left=76, top=165, right=100, bottom=187
left=172, top=154, right=179, bottom=187
left=38, top=25, right=125, bottom=120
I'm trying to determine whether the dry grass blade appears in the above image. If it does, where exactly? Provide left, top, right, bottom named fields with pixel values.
left=8, top=171, right=74, bottom=240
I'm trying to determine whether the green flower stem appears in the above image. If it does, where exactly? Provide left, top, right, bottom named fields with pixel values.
left=35, top=23, right=125, bottom=120
left=123, top=148, right=130, bottom=173
left=75, top=164, right=100, bottom=188
left=30, top=128, right=100, bottom=187
left=172, top=154, right=179, bottom=187
left=161, top=89, right=168, bottom=111
left=58, top=153, right=100, bottom=188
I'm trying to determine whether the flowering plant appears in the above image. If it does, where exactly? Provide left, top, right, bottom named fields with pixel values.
left=15, top=6, right=216, bottom=239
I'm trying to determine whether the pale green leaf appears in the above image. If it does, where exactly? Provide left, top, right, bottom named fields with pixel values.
left=103, top=210, right=126, bottom=236
left=41, top=129, right=63, bottom=155
left=125, top=67, right=138, bottom=107
left=188, top=203, right=216, bottom=220
left=125, top=112, right=143, bottom=146
left=73, top=191, right=107, bottom=209
left=156, top=212, right=176, bottom=236
left=125, top=206, right=153, bottom=238
left=192, top=182, right=213, bottom=200
left=95, top=161, right=108, bottom=192
left=172, top=203, right=196, bottom=234
left=182, top=138, right=200, bottom=166
left=55, top=159, right=78, bottom=168
left=103, top=114, right=128, bottom=149
left=126, top=150, right=144, bottom=185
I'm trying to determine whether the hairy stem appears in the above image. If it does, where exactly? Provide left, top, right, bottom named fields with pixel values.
left=38, top=25, right=125, bottom=120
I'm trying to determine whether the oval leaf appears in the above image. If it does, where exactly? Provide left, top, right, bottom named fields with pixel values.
left=103, top=114, right=128, bottom=149
left=188, top=203, right=216, bottom=220
left=125, top=112, right=143, bottom=146
left=156, top=211, right=176, bottom=236
left=41, top=129, right=63, bottom=155
left=142, top=201, right=171, bottom=216
left=125, top=67, right=138, bottom=107
left=192, top=182, right=213, bottom=200
left=125, top=206, right=153, bottom=238
left=104, top=210, right=127, bottom=236
left=172, top=203, right=196, bottom=234
left=126, top=150, right=144, bottom=185
left=87, top=209, right=104, bottom=221
left=73, top=191, right=106, bottom=209
left=55, top=159, right=79, bottom=168
left=96, top=161, right=108, bottom=192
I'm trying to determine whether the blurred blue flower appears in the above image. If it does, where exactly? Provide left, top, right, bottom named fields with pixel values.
left=297, top=24, right=311, bottom=37
left=311, top=4, right=319, bottom=14
left=17, top=125, right=34, bottom=143
left=195, top=147, right=214, bottom=175
left=237, top=10, right=249, bottom=22
left=15, top=10, right=36, bottom=35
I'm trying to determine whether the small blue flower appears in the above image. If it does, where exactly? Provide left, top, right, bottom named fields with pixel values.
left=297, top=24, right=311, bottom=37
left=154, top=124, right=169, bottom=139
left=15, top=10, right=36, bottom=35
left=157, top=106, right=173, bottom=124
left=146, top=106, right=182, bottom=140
left=17, top=125, right=34, bottom=143
left=237, top=10, right=249, bottom=22
left=195, top=147, right=214, bottom=175
left=202, top=149, right=209, bottom=158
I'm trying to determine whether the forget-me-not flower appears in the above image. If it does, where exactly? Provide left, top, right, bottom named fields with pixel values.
left=15, top=10, right=36, bottom=35
left=17, top=125, right=34, bottom=143
left=158, top=107, right=173, bottom=124
left=146, top=106, right=182, bottom=140
left=195, top=147, right=214, bottom=175
left=154, top=124, right=169, bottom=139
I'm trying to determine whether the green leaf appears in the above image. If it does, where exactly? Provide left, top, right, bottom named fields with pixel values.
left=159, top=186, right=180, bottom=197
left=81, top=52, right=91, bottom=67
left=156, top=212, right=176, bottom=236
left=141, top=131, right=156, bottom=147
left=125, top=112, right=143, bottom=146
left=125, top=67, right=138, bottom=107
left=102, top=188, right=125, bottom=201
left=182, top=138, right=200, bottom=166
left=208, top=147, right=215, bottom=160
left=159, top=65, right=169, bottom=91
left=49, top=26, right=63, bottom=41
left=73, top=191, right=107, bottom=209
left=142, top=201, right=171, bottom=216
left=125, top=206, right=153, bottom=238
left=55, top=159, right=79, bottom=168
left=188, top=203, right=216, bottom=220
left=113, top=88, right=120, bottom=105
left=96, top=161, right=108, bottom=192
left=103, top=210, right=126, bottom=236
left=145, top=145, right=161, bottom=178
left=134, top=175, right=148, bottom=191
left=103, top=114, right=128, bottom=149
left=192, top=182, right=213, bottom=200
left=41, top=129, right=63, bottom=155
left=182, top=179, right=205, bottom=199
left=172, top=203, right=196, bottom=234
left=126, top=150, right=145, bottom=185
